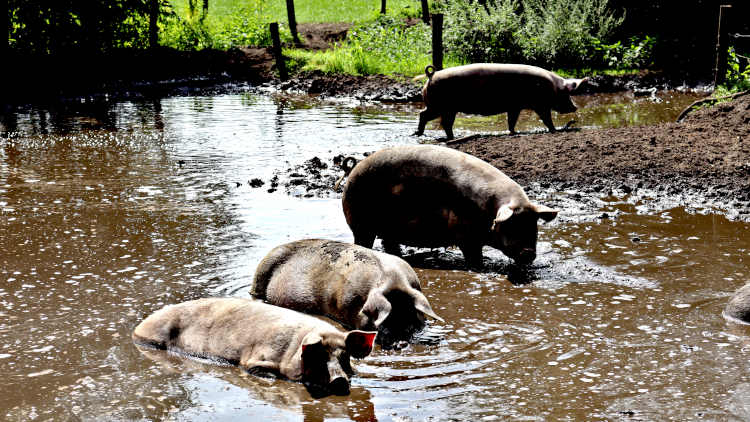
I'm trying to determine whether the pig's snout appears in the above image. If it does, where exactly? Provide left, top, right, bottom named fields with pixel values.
left=515, top=248, right=536, bottom=265
left=328, top=361, right=350, bottom=395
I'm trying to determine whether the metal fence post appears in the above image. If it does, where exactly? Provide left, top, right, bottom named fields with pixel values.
left=714, top=4, right=732, bottom=87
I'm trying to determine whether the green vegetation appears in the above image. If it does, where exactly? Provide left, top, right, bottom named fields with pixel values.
left=285, top=15, right=459, bottom=76
left=436, top=0, right=625, bottom=68
left=715, top=48, right=750, bottom=96
left=8, top=0, right=164, bottom=53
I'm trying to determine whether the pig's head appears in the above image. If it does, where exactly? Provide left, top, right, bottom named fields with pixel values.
left=489, top=201, right=558, bottom=265
left=300, top=329, right=376, bottom=397
left=552, top=77, right=588, bottom=114
left=357, top=284, right=443, bottom=345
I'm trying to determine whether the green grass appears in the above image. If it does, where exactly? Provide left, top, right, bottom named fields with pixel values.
left=555, top=68, right=641, bottom=78
left=169, top=0, right=422, bottom=24
left=284, top=15, right=460, bottom=77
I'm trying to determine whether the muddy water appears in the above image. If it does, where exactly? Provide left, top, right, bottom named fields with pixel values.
left=2, top=89, right=748, bottom=421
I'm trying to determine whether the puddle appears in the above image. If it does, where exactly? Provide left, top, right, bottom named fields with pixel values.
left=1, top=88, right=747, bottom=421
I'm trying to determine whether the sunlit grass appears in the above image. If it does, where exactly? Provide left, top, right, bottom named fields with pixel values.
left=169, top=0, right=422, bottom=24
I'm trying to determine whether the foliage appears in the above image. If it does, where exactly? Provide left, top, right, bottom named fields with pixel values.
left=715, top=47, right=750, bottom=96
left=438, top=0, right=524, bottom=64
left=8, top=0, right=167, bottom=53
left=436, top=0, right=627, bottom=68
left=287, top=15, right=456, bottom=76
left=590, top=35, right=656, bottom=69
left=160, top=1, right=277, bottom=50
left=520, top=0, right=624, bottom=67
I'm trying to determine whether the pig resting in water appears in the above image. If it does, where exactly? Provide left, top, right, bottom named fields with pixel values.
left=414, top=63, right=587, bottom=139
left=132, top=297, right=376, bottom=396
left=252, top=239, right=443, bottom=346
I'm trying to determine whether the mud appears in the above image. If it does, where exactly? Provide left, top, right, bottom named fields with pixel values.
left=263, top=92, right=750, bottom=225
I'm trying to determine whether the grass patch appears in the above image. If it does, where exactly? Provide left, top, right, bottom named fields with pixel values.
left=555, top=68, right=641, bottom=78
left=169, top=0, right=421, bottom=24
left=286, top=16, right=460, bottom=76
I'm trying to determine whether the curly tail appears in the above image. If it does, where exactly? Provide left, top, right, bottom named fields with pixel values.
left=425, top=65, right=436, bottom=80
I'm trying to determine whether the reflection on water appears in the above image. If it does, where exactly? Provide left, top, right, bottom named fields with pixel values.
left=1, top=89, right=746, bottom=421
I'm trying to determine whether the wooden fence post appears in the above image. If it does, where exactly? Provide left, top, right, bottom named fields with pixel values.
left=421, top=0, right=430, bottom=24
left=149, top=0, right=159, bottom=49
left=431, top=13, right=444, bottom=71
left=270, top=22, right=288, bottom=80
left=285, top=0, right=300, bottom=44
left=714, top=4, right=732, bottom=87
left=381, top=0, right=386, bottom=14
left=2, top=0, right=8, bottom=54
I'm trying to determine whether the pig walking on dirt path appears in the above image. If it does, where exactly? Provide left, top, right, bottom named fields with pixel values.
left=132, top=297, right=377, bottom=396
left=342, top=145, right=558, bottom=267
left=414, top=63, right=587, bottom=139
left=252, top=239, right=443, bottom=345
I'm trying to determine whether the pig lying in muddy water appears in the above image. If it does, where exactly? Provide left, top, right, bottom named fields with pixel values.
left=342, top=145, right=558, bottom=267
left=132, top=297, right=376, bottom=396
left=252, top=239, right=443, bottom=345
left=414, top=63, right=587, bottom=139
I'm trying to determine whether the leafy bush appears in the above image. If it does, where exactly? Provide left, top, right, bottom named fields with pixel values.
left=439, top=0, right=524, bottom=64
left=591, top=35, right=656, bottom=69
left=520, top=0, right=624, bottom=67
left=437, top=0, right=626, bottom=68
left=8, top=0, right=166, bottom=53
left=160, top=1, right=278, bottom=50
left=717, top=47, right=750, bottom=95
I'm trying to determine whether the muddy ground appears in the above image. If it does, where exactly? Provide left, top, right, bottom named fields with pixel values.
left=262, top=92, right=750, bottom=225
left=6, top=22, right=750, bottom=223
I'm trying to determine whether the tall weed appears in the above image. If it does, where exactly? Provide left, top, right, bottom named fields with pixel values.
left=520, top=0, right=624, bottom=67
left=439, top=0, right=524, bottom=64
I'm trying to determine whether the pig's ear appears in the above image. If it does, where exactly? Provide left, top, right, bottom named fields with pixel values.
left=491, top=203, right=515, bottom=230
left=361, top=291, right=392, bottom=328
left=411, top=290, right=444, bottom=322
left=564, top=77, right=587, bottom=92
left=533, top=204, right=558, bottom=222
left=345, top=330, right=377, bottom=359
left=301, top=333, right=325, bottom=361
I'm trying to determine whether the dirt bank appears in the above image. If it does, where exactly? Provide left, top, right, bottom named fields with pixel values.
left=452, top=91, right=750, bottom=221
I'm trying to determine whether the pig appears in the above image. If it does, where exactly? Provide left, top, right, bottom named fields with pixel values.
left=132, top=297, right=377, bottom=396
left=341, top=144, right=558, bottom=267
left=413, top=63, right=587, bottom=139
left=724, top=283, right=750, bottom=324
left=251, top=239, right=443, bottom=345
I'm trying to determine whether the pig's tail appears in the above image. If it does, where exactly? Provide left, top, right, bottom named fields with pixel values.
left=425, top=65, right=435, bottom=80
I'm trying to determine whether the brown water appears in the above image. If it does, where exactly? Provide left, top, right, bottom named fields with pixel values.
left=3, top=89, right=748, bottom=421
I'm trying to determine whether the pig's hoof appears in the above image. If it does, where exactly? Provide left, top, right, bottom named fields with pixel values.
left=412, top=130, right=424, bottom=136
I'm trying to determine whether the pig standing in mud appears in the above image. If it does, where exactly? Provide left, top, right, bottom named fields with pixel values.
left=342, top=145, right=558, bottom=267
left=132, top=298, right=376, bottom=396
left=414, top=63, right=587, bottom=139
left=252, top=239, right=443, bottom=345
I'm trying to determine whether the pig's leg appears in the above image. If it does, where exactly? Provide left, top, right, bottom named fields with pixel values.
left=382, top=239, right=402, bottom=256
left=353, top=230, right=376, bottom=248
left=459, top=243, right=484, bottom=268
left=535, top=108, right=556, bottom=133
left=507, top=109, right=520, bottom=134
left=414, top=107, right=439, bottom=136
left=441, top=112, right=457, bottom=140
